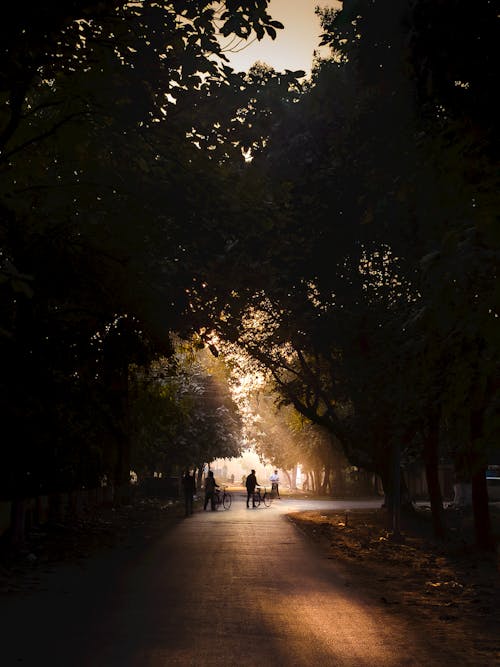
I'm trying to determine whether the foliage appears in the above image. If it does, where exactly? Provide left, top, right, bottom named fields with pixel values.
left=0, top=1, right=290, bottom=499
left=0, top=0, right=497, bottom=552
left=130, top=340, right=243, bottom=478
left=205, top=1, right=499, bottom=546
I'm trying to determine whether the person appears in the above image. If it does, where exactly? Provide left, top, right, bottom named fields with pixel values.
left=270, top=469, right=280, bottom=499
left=204, top=470, right=219, bottom=511
left=245, top=469, right=258, bottom=508
left=182, top=470, right=196, bottom=516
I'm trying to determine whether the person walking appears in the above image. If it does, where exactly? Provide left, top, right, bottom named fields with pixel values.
left=245, top=469, right=258, bottom=508
left=270, top=469, right=280, bottom=498
left=204, top=470, right=219, bottom=511
left=182, top=470, right=196, bottom=516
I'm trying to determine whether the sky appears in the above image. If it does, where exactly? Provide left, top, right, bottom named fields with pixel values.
left=221, top=0, right=338, bottom=75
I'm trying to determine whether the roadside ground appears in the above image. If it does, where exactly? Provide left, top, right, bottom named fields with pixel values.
left=0, top=497, right=188, bottom=594
left=287, top=503, right=500, bottom=664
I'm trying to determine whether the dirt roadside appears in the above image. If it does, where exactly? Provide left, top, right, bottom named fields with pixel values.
left=0, top=497, right=187, bottom=594
left=287, top=504, right=500, bottom=665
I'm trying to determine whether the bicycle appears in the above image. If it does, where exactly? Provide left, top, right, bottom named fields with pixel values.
left=214, top=485, right=232, bottom=510
left=252, top=485, right=272, bottom=508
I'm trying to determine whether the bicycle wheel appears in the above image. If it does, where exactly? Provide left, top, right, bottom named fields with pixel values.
left=253, top=492, right=261, bottom=508
left=222, top=492, right=232, bottom=510
left=263, top=492, right=271, bottom=507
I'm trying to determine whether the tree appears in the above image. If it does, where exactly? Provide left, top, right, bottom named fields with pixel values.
left=130, top=338, right=243, bottom=481
left=0, top=2, right=289, bottom=504
left=202, top=1, right=499, bottom=548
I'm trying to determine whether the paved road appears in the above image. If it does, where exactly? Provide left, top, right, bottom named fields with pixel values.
left=3, top=495, right=464, bottom=666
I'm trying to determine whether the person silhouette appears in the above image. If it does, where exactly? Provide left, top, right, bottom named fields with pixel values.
left=245, top=469, right=258, bottom=508
left=204, top=470, right=219, bottom=511
left=270, top=469, right=280, bottom=498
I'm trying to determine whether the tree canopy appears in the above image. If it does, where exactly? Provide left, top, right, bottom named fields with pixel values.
left=1, top=0, right=498, bottom=548
left=201, top=1, right=499, bottom=546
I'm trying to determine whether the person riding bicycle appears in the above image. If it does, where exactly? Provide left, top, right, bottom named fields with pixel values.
left=269, top=469, right=280, bottom=499
left=204, top=470, right=219, bottom=511
left=245, top=469, right=259, bottom=508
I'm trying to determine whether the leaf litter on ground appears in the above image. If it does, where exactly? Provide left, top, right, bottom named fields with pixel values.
left=287, top=505, right=500, bottom=663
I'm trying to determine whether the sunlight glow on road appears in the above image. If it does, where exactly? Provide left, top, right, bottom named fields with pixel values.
left=251, top=584, right=401, bottom=665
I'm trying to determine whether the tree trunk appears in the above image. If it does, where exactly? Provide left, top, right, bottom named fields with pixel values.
left=400, top=472, right=414, bottom=508
left=302, top=472, right=310, bottom=491
left=472, top=465, right=492, bottom=550
left=308, top=471, right=314, bottom=493
left=196, top=465, right=204, bottom=491
left=321, top=464, right=331, bottom=495
left=423, top=415, right=447, bottom=539
left=469, top=397, right=493, bottom=550
left=9, top=499, right=26, bottom=546
left=315, top=468, right=322, bottom=493
left=424, top=459, right=446, bottom=538
left=378, top=461, right=393, bottom=528
left=114, top=436, right=131, bottom=505
left=333, top=456, right=345, bottom=497
left=310, top=470, right=317, bottom=493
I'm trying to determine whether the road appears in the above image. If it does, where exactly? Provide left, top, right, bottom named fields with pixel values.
left=2, top=494, right=466, bottom=666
